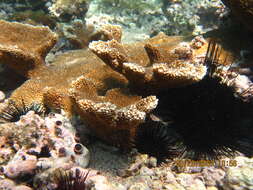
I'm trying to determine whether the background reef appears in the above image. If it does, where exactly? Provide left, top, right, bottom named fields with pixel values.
left=0, top=0, right=226, bottom=46
left=1, top=0, right=253, bottom=190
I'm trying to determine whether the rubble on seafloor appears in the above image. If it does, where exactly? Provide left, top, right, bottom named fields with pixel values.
left=1, top=19, right=253, bottom=190
left=87, top=0, right=225, bottom=38
left=0, top=110, right=90, bottom=189
left=0, top=0, right=90, bottom=23
left=49, top=0, right=89, bottom=21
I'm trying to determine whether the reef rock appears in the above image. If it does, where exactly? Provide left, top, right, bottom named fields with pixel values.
left=49, top=0, right=89, bottom=21
left=0, top=111, right=89, bottom=182
left=0, top=179, right=33, bottom=190
left=223, top=156, right=253, bottom=190
left=0, top=20, right=58, bottom=77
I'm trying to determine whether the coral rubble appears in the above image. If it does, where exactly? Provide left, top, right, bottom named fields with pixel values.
left=223, top=156, right=253, bottom=190
left=49, top=0, right=89, bottom=21
left=87, top=0, right=224, bottom=41
left=0, top=111, right=89, bottom=188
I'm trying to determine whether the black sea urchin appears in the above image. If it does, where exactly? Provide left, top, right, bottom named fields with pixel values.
left=133, top=118, right=184, bottom=162
left=155, top=40, right=253, bottom=160
left=50, top=168, right=89, bottom=190
left=135, top=40, right=253, bottom=161
left=0, top=100, right=45, bottom=123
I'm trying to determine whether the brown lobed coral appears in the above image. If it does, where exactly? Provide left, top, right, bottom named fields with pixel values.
left=89, top=33, right=210, bottom=92
left=0, top=20, right=234, bottom=150
left=57, top=22, right=122, bottom=49
left=0, top=20, right=58, bottom=78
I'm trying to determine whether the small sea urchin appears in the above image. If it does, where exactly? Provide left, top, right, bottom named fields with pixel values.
left=0, top=100, right=45, bottom=123
left=134, top=118, right=183, bottom=162
left=50, top=168, right=89, bottom=190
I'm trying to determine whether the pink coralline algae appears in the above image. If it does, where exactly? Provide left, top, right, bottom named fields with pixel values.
left=0, top=111, right=89, bottom=188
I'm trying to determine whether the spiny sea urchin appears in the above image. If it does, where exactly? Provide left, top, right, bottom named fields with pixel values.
left=49, top=168, right=89, bottom=190
left=133, top=118, right=183, bottom=162
left=160, top=40, right=253, bottom=160
left=0, top=99, right=45, bottom=123
left=135, top=39, right=253, bottom=161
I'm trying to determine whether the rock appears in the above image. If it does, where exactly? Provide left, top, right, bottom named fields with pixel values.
left=86, top=175, right=113, bottom=190
left=221, top=0, right=253, bottom=31
left=206, top=187, right=218, bottom=190
left=202, top=167, right=225, bottom=186
left=0, top=91, right=5, bottom=102
left=176, top=173, right=206, bottom=190
left=139, top=166, right=155, bottom=176
left=128, top=182, right=150, bottom=190
left=223, top=156, right=253, bottom=190
left=0, top=179, right=15, bottom=189
left=12, top=185, right=33, bottom=190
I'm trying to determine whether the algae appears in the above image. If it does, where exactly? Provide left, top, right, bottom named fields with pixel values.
left=95, top=0, right=163, bottom=14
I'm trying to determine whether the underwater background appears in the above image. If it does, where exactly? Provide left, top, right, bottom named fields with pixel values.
left=0, top=0, right=253, bottom=190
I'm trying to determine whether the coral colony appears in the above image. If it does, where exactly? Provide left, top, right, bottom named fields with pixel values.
left=1, top=7, right=253, bottom=186
left=1, top=19, right=253, bottom=162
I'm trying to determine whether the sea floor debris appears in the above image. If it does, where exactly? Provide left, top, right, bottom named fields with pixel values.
left=0, top=111, right=90, bottom=189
